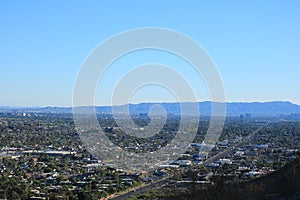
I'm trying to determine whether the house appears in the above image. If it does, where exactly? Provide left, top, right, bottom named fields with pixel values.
left=218, top=159, right=232, bottom=165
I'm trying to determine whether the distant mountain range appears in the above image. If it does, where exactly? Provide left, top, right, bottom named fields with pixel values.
left=1, top=101, right=300, bottom=117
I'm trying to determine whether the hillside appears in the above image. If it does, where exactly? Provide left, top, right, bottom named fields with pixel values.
left=180, top=153, right=300, bottom=200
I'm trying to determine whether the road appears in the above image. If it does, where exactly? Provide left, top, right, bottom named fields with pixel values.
left=110, top=178, right=170, bottom=200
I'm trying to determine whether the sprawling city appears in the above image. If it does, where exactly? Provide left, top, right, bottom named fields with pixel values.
left=0, top=104, right=300, bottom=199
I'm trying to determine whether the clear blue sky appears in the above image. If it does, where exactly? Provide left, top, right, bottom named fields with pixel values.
left=1, top=1, right=299, bottom=106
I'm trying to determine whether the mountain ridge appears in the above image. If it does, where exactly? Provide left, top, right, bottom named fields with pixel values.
left=1, top=101, right=300, bottom=117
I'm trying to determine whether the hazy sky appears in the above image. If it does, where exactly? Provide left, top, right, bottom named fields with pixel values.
left=1, top=1, right=299, bottom=106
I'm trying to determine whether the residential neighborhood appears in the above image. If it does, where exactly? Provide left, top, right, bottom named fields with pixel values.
left=0, top=111, right=299, bottom=199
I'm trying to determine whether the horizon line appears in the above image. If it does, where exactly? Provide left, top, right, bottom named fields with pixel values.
left=0, top=100, right=299, bottom=108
